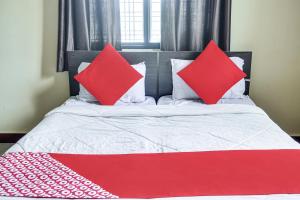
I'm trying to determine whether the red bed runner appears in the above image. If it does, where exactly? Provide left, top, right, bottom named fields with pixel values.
left=1, top=150, right=300, bottom=199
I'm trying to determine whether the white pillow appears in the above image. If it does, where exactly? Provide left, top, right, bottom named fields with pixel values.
left=77, top=62, right=146, bottom=103
left=171, top=57, right=245, bottom=100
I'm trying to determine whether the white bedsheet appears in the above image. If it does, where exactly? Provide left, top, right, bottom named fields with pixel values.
left=158, top=95, right=255, bottom=106
left=79, top=95, right=157, bottom=106
left=4, top=98, right=300, bottom=200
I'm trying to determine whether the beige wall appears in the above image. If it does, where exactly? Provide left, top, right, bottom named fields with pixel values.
left=0, top=0, right=299, bottom=135
left=231, top=0, right=300, bottom=135
left=0, top=0, right=69, bottom=133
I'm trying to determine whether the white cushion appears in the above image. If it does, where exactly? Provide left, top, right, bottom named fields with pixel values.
left=77, top=62, right=146, bottom=103
left=171, top=57, right=245, bottom=100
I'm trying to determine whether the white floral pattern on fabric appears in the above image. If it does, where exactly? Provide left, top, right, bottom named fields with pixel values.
left=0, top=152, right=118, bottom=199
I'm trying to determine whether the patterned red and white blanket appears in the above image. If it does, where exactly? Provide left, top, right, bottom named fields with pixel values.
left=1, top=150, right=300, bottom=199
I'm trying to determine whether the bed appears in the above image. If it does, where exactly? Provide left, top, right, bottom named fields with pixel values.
left=2, top=51, right=300, bottom=200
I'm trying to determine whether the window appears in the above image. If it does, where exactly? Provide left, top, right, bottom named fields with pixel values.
left=120, top=0, right=161, bottom=49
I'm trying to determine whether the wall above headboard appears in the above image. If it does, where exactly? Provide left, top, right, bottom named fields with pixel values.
left=67, top=51, right=252, bottom=100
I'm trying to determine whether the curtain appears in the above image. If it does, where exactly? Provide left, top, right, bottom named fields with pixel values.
left=57, top=0, right=121, bottom=72
left=160, top=0, right=231, bottom=51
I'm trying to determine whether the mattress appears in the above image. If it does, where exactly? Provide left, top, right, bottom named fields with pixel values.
left=3, top=98, right=300, bottom=200
left=157, top=95, right=255, bottom=105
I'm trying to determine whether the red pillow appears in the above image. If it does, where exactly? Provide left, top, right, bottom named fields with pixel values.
left=74, top=44, right=142, bottom=105
left=177, top=40, right=246, bottom=104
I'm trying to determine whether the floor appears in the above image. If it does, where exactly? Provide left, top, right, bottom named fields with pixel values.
left=0, top=143, right=14, bottom=154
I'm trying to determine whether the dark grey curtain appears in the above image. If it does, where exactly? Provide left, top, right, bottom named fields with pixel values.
left=57, top=0, right=121, bottom=71
left=161, top=0, right=231, bottom=51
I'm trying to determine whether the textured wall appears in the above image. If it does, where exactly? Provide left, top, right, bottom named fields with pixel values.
left=231, top=0, right=300, bottom=135
left=0, top=0, right=69, bottom=132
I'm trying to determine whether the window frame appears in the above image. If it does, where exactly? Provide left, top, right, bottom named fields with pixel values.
left=121, top=0, right=160, bottom=49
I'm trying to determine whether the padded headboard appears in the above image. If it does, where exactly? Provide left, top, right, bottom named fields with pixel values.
left=67, top=51, right=252, bottom=100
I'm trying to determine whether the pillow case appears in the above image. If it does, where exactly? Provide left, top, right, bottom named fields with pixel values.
left=74, top=44, right=143, bottom=105
left=157, top=95, right=255, bottom=106
left=171, top=57, right=245, bottom=100
left=177, top=40, right=246, bottom=104
left=77, top=62, right=146, bottom=103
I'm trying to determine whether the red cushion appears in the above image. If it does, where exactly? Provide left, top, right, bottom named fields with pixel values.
left=74, top=44, right=142, bottom=105
left=177, top=40, right=246, bottom=104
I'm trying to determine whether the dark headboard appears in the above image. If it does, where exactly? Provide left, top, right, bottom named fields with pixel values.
left=157, top=52, right=252, bottom=97
left=67, top=51, right=158, bottom=98
left=67, top=51, right=252, bottom=100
